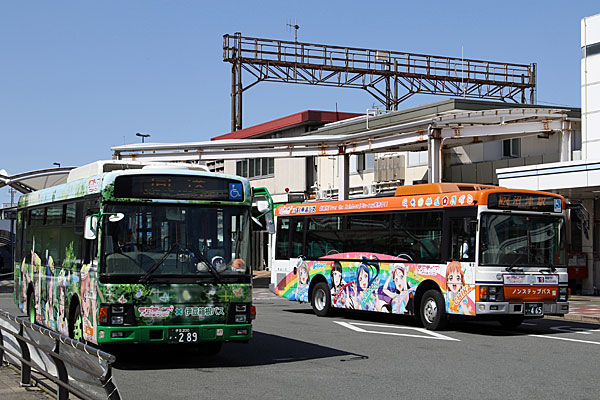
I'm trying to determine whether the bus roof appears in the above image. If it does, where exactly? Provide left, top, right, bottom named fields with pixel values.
left=18, top=163, right=251, bottom=208
left=274, top=183, right=565, bottom=217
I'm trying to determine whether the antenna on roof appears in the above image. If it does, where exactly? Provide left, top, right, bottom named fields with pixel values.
left=286, top=18, right=299, bottom=42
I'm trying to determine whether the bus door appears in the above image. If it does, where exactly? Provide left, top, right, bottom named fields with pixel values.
left=443, top=207, right=477, bottom=263
left=442, top=207, right=477, bottom=315
left=81, top=204, right=100, bottom=343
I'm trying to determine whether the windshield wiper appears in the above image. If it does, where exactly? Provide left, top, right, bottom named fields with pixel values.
left=187, top=244, right=223, bottom=283
left=139, top=243, right=178, bottom=283
left=505, top=250, right=526, bottom=272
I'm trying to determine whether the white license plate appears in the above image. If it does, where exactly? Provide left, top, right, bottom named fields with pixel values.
left=524, top=303, right=544, bottom=316
left=168, top=327, right=199, bottom=343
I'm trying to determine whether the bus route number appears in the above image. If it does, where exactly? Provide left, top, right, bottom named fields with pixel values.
left=168, top=327, right=199, bottom=343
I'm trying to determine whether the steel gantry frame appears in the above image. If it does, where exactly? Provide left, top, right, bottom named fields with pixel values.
left=223, top=33, right=537, bottom=131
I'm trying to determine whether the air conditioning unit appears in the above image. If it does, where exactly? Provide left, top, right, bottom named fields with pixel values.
left=362, top=185, right=376, bottom=196
left=319, top=189, right=331, bottom=200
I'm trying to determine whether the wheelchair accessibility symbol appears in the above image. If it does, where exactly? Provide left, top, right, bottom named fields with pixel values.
left=229, top=183, right=243, bottom=200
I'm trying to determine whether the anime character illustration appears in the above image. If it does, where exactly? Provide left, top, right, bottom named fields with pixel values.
left=445, top=261, right=473, bottom=315
left=44, top=257, right=57, bottom=330
left=294, top=259, right=310, bottom=302
left=56, top=270, right=68, bottom=336
left=349, top=258, right=381, bottom=311
left=80, top=264, right=98, bottom=342
left=20, top=258, right=28, bottom=309
left=31, top=239, right=43, bottom=323
left=382, top=263, right=416, bottom=314
left=330, top=261, right=351, bottom=308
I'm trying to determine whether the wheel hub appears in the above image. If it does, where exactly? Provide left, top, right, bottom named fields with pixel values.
left=314, top=288, right=326, bottom=310
left=424, top=298, right=438, bottom=324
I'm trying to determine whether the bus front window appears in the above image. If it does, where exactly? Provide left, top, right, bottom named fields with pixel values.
left=479, top=213, right=566, bottom=267
left=101, top=204, right=251, bottom=278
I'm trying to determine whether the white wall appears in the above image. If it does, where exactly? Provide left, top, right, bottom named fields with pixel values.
left=582, top=13, right=600, bottom=161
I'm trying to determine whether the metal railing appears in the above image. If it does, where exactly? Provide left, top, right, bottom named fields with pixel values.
left=0, top=309, right=120, bottom=400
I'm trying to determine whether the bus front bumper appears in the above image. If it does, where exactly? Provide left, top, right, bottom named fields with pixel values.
left=475, top=301, right=569, bottom=316
left=96, top=323, right=252, bottom=344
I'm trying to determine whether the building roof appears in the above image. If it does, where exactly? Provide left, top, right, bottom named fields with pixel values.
left=211, top=110, right=362, bottom=141
left=313, top=98, right=580, bottom=136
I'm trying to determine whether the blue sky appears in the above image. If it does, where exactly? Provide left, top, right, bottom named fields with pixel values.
left=1, top=1, right=599, bottom=204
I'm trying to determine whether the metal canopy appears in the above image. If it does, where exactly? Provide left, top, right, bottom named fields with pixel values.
left=0, top=167, right=74, bottom=194
left=111, top=108, right=572, bottom=162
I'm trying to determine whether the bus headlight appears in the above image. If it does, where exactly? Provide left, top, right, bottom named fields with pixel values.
left=111, top=316, right=124, bottom=325
left=479, top=286, right=504, bottom=302
left=235, top=314, right=247, bottom=323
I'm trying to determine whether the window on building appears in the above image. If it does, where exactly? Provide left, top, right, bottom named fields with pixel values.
left=236, top=158, right=274, bottom=179
left=350, top=153, right=375, bottom=174
left=407, top=151, right=428, bottom=167
left=503, top=138, right=521, bottom=158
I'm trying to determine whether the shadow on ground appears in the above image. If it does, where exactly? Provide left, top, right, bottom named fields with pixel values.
left=111, top=330, right=366, bottom=370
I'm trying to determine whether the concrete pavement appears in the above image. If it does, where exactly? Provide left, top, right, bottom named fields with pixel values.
left=0, top=365, right=52, bottom=400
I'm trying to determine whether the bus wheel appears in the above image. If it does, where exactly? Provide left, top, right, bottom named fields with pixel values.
left=27, top=291, right=36, bottom=325
left=198, top=342, right=222, bottom=356
left=420, top=289, right=448, bottom=330
left=498, top=315, right=524, bottom=330
left=311, top=282, right=332, bottom=317
left=70, top=303, right=84, bottom=342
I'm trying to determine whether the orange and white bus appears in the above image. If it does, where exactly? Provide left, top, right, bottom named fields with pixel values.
left=270, top=183, right=569, bottom=330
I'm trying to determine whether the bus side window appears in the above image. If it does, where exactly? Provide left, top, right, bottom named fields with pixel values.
left=290, top=217, right=305, bottom=258
left=275, top=217, right=291, bottom=259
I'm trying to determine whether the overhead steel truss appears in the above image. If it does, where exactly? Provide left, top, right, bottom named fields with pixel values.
left=223, top=33, right=537, bottom=131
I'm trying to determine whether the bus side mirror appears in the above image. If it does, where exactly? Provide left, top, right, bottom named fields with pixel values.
left=84, top=215, right=98, bottom=240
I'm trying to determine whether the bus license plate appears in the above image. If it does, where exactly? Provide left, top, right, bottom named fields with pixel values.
left=168, top=328, right=199, bottom=344
left=524, top=303, right=544, bottom=316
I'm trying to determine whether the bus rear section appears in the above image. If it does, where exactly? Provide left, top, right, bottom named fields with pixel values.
left=269, top=183, right=569, bottom=330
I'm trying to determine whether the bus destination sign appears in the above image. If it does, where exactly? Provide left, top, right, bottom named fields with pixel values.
left=114, top=175, right=245, bottom=202
left=487, top=192, right=562, bottom=213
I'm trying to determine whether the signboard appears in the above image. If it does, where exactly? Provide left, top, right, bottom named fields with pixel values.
left=487, top=193, right=562, bottom=212
left=114, top=175, right=245, bottom=202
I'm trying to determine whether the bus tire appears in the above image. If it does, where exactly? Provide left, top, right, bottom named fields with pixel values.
left=420, top=289, right=448, bottom=330
left=26, top=290, right=35, bottom=325
left=311, top=282, right=332, bottom=317
left=498, top=315, right=524, bottom=330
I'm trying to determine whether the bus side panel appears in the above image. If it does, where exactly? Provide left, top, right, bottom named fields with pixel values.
left=16, top=235, right=86, bottom=339
left=14, top=259, right=27, bottom=313
left=444, top=261, right=476, bottom=316
left=274, top=253, right=476, bottom=317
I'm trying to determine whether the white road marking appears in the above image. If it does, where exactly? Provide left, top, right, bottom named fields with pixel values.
left=549, top=326, right=600, bottom=335
left=530, top=334, right=600, bottom=345
left=334, top=321, right=460, bottom=341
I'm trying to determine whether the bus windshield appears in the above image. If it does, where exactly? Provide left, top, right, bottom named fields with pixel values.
left=479, top=212, right=566, bottom=267
left=101, top=203, right=251, bottom=278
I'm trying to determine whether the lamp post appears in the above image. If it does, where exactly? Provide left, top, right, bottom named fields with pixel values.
left=53, top=162, right=61, bottom=168
left=136, top=133, right=150, bottom=143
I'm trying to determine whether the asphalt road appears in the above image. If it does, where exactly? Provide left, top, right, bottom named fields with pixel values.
left=2, top=289, right=600, bottom=400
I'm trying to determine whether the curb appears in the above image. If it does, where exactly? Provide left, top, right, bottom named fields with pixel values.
left=547, top=314, right=600, bottom=324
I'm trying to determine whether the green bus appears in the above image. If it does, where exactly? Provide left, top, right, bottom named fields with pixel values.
left=13, top=162, right=270, bottom=353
